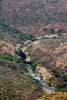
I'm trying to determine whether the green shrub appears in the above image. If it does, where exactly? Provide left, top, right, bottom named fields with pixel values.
left=55, top=84, right=67, bottom=91
left=32, top=63, right=37, bottom=72
left=25, top=34, right=36, bottom=41
left=0, top=53, right=13, bottom=61
left=0, top=33, right=4, bottom=40
left=52, top=69, right=61, bottom=78
left=63, top=74, right=67, bottom=81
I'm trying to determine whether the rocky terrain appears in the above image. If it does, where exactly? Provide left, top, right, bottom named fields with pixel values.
left=0, top=33, right=67, bottom=99
left=0, top=0, right=67, bottom=100
left=29, top=37, right=67, bottom=92
left=0, top=20, right=67, bottom=98
left=0, top=40, right=44, bottom=100
left=38, top=92, right=67, bottom=100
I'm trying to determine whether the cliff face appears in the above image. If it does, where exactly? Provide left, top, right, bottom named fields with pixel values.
left=0, top=0, right=67, bottom=26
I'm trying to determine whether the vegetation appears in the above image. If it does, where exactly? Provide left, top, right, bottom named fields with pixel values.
left=0, top=33, right=4, bottom=40
left=0, top=23, right=36, bottom=43
left=0, top=0, right=67, bottom=99
left=52, top=69, right=61, bottom=78
left=32, top=63, right=37, bottom=72
left=0, top=53, right=43, bottom=100
left=62, top=74, right=67, bottom=82
left=0, top=53, right=28, bottom=72
left=0, top=72, right=43, bottom=100
left=38, top=92, right=67, bottom=100
left=0, top=53, right=14, bottom=61
left=41, top=35, right=67, bottom=49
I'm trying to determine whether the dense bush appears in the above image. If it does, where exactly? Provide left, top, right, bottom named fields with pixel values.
left=52, top=69, right=61, bottom=78
left=0, top=23, right=36, bottom=43
left=0, top=32, right=4, bottom=40
left=63, top=74, right=67, bottom=82
left=0, top=53, right=14, bottom=61
left=32, top=63, right=37, bottom=72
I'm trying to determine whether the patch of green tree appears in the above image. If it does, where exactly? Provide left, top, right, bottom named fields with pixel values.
left=32, top=63, right=37, bottom=72
left=0, top=53, right=14, bottom=61
left=0, top=32, right=4, bottom=40
left=52, top=69, right=61, bottom=78
left=0, top=23, right=36, bottom=42
left=62, top=74, right=67, bottom=82
left=55, top=83, right=67, bottom=92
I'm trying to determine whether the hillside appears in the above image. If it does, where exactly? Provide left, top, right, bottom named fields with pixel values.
left=0, top=51, right=43, bottom=100
left=0, top=0, right=67, bottom=100
left=26, top=35, right=67, bottom=92
left=0, top=0, right=67, bottom=25
left=0, top=0, right=67, bottom=35
left=0, top=62, right=43, bottom=100
left=0, top=30, right=67, bottom=99
left=0, top=23, right=36, bottom=43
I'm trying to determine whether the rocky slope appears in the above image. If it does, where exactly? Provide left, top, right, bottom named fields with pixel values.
left=0, top=61, right=43, bottom=100
left=0, top=35, right=67, bottom=99
left=0, top=41, right=44, bottom=100
left=38, top=92, right=67, bottom=100
left=26, top=36, right=67, bottom=92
